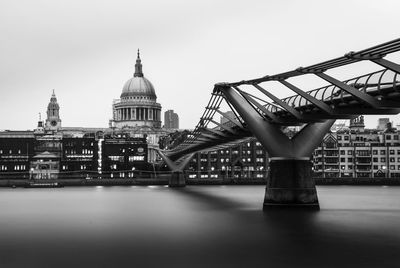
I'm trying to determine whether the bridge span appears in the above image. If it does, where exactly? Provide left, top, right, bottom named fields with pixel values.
left=158, top=38, right=400, bottom=209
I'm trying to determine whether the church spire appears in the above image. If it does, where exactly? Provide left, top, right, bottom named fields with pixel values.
left=134, top=49, right=144, bottom=77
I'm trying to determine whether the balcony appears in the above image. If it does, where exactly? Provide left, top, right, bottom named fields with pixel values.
left=356, top=168, right=371, bottom=172
left=355, top=160, right=371, bottom=165
left=324, top=168, right=340, bottom=172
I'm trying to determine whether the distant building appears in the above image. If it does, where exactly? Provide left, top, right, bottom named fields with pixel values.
left=331, top=122, right=348, bottom=132
left=349, top=115, right=365, bottom=132
left=220, top=111, right=236, bottom=125
left=378, top=118, right=390, bottom=130
left=45, top=90, right=62, bottom=132
left=164, top=110, right=179, bottom=129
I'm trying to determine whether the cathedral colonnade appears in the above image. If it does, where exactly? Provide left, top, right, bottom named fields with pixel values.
left=115, top=107, right=161, bottom=122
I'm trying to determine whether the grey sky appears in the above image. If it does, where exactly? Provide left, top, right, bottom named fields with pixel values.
left=1, top=0, right=400, bottom=130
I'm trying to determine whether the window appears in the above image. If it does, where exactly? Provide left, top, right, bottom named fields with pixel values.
left=348, top=157, right=353, bottom=162
left=390, top=150, right=395, bottom=155
left=340, top=158, right=345, bottom=162
left=348, top=150, right=353, bottom=155
left=348, top=165, right=353, bottom=170
left=373, top=158, right=378, bottom=162
left=14, top=165, right=25, bottom=170
left=386, top=135, right=392, bottom=140
left=129, top=156, right=145, bottom=161
left=373, top=165, right=379, bottom=169
left=390, top=165, right=395, bottom=170
left=372, top=150, right=378, bottom=155
left=381, top=158, right=386, bottom=162
left=344, top=136, right=349, bottom=140
left=340, top=150, right=345, bottom=155
left=337, top=136, right=342, bottom=140
left=380, top=150, right=386, bottom=155
left=390, top=157, right=395, bottom=162
left=109, top=156, right=124, bottom=162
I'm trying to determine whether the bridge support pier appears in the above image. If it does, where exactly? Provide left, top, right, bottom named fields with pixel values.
left=169, top=171, right=186, bottom=187
left=219, top=85, right=335, bottom=209
left=155, top=150, right=194, bottom=188
left=264, top=159, right=319, bottom=210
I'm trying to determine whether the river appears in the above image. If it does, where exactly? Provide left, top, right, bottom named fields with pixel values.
left=0, top=185, right=399, bottom=268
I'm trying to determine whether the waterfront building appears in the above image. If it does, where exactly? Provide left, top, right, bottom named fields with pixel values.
left=164, top=110, right=179, bottom=129
left=186, top=138, right=269, bottom=180
left=101, top=136, right=149, bottom=178
left=59, top=136, right=99, bottom=178
left=313, top=116, right=400, bottom=178
left=0, top=132, right=34, bottom=179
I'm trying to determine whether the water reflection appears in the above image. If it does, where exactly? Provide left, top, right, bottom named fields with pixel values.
left=0, top=186, right=399, bottom=268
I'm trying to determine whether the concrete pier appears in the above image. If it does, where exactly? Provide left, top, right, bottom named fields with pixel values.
left=264, top=159, right=319, bottom=210
left=169, top=171, right=186, bottom=187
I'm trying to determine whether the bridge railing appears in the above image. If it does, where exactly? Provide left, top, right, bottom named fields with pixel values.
left=266, top=69, right=400, bottom=112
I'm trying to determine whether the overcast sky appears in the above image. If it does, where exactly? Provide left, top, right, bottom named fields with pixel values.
left=1, top=0, right=400, bottom=130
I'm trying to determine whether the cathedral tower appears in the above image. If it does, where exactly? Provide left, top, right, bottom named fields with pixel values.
left=45, top=90, right=62, bottom=131
left=112, top=50, right=162, bottom=129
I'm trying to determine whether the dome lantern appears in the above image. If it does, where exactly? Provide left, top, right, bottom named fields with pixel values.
left=120, top=50, right=157, bottom=99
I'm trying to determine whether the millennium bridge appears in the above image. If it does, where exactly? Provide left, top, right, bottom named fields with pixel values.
left=157, top=38, right=400, bottom=209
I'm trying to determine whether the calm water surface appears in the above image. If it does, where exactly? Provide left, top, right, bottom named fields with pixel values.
left=1, top=185, right=400, bottom=268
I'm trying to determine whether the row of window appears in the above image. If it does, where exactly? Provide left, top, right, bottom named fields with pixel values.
left=0, top=149, right=22, bottom=154
left=0, top=165, right=26, bottom=171
left=337, top=135, right=399, bottom=141
left=108, top=155, right=145, bottom=162
left=324, top=157, right=400, bottom=163
left=65, top=149, right=93, bottom=155
left=321, top=149, right=400, bottom=155
left=61, top=165, right=88, bottom=170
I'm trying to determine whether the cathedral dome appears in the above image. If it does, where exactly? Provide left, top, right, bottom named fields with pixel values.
left=121, top=76, right=156, bottom=98
left=120, top=50, right=157, bottom=99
